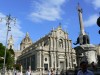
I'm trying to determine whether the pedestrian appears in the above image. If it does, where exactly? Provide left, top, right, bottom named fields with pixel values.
left=26, top=70, right=31, bottom=75
left=16, top=71, right=21, bottom=75
left=56, top=69, right=58, bottom=75
left=14, top=70, right=16, bottom=75
left=51, top=69, right=54, bottom=75
left=77, top=61, right=94, bottom=75
left=48, top=70, right=51, bottom=75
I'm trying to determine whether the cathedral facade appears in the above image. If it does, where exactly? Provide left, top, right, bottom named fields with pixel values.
left=15, top=25, right=77, bottom=73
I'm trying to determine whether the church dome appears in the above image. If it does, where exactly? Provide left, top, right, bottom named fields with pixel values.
left=21, top=32, right=32, bottom=44
left=20, top=32, right=32, bottom=50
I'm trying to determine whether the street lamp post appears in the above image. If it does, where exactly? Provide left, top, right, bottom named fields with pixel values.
left=0, top=14, right=16, bottom=75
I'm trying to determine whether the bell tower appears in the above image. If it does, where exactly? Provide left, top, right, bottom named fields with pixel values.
left=8, top=35, right=14, bottom=49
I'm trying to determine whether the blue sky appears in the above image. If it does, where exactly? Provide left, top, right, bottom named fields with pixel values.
left=0, top=0, right=100, bottom=50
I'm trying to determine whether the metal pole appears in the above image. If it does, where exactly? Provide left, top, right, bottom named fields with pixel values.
left=0, top=14, right=16, bottom=75
left=3, top=25, right=9, bottom=75
left=3, top=15, right=11, bottom=75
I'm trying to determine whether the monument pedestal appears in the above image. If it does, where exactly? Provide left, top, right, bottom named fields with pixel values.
left=74, top=44, right=98, bottom=67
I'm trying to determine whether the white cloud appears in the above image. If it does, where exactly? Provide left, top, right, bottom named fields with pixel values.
left=0, top=13, right=25, bottom=50
left=84, top=14, right=98, bottom=27
left=30, top=0, right=66, bottom=22
left=92, top=0, right=100, bottom=9
left=85, top=0, right=100, bottom=9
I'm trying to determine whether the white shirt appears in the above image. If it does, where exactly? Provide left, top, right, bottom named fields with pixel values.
left=17, top=72, right=21, bottom=75
left=77, top=70, right=94, bottom=75
left=48, top=71, right=51, bottom=75
left=26, top=71, right=31, bottom=75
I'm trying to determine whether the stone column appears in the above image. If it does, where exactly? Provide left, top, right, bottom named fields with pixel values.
left=51, top=52, right=53, bottom=68
left=40, top=51, right=41, bottom=71
left=56, top=37, right=58, bottom=70
left=67, top=54, right=69, bottom=69
left=41, top=50, right=44, bottom=74
left=49, top=37, right=51, bottom=70
left=51, top=34, right=55, bottom=70
left=64, top=34, right=67, bottom=70
left=78, top=4, right=85, bottom=35
left=71, top=52, right=74, bottom=69
left=67, top=40, right=70, bottom=69
left=54, top=52, right=56, bottom=70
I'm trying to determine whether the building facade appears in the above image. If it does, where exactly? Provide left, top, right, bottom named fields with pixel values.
left=17, top=25, right=77, bottom=73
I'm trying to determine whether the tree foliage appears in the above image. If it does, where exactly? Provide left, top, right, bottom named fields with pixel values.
left=13, top=64, right=21, bottom=71
left=0, top=43, right=15, bottom=70
left=0, top=43, right=5, bottom=69
left=0, top=43, right=5, bottom=57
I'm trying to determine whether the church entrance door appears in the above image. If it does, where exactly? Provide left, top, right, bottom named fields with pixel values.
left=60, top=61, right=64, bottom=71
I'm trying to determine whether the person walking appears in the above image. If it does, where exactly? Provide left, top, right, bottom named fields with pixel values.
left=77, top=61, right=94, bottom=75
left=48, top=70, right=51, bottom=75
left=51, top=69, right=54, bottom=75
left=56, top=69, right=58, bottom=75
left=26, top=70, right=31, bottom=75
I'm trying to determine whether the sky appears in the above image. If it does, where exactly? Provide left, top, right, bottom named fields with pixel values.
left=0, top=0, right=100, bottom=50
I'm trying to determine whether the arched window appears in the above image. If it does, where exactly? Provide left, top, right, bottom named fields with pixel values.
left=59, top=39, right=63, bottom=48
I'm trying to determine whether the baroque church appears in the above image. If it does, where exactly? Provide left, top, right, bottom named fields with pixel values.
left=18, top=25, right=76, bottom=72
left=7, top=25, right=77, bottom=73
